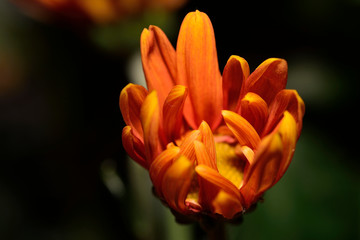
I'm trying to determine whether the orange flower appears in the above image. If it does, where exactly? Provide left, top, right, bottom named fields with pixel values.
left=120, top=10, right=305, bottom=219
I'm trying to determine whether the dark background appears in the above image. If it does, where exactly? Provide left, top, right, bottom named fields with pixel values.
left=0, top=0, right=359, bottom=239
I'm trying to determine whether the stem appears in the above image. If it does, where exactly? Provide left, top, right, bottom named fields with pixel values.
left=207, top=221, right=226, bottom=240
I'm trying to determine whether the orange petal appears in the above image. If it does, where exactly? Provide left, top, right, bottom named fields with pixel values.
left=240, top=133, right=283, bottom=208
left=119, top=83, right=148, bottom=140
left=149, top=145, right=180, bottom=198
left=240, top=92, right=268, bottom=134
left=140, top=91, right=163, bottom=164
left=179, top=130, right=201, bottom=162
left=274, top=111, right=297, bottom=182
left=194, top=140, right=217, bottom=169
left=163, top=85, right=188, bottom=142
left=162, top=155, right=195, bottom=213
left=198, top=121, right=216, bottom=167
left=212, top=190, right=243, bottom=219
left=222, top=110, right=261, bottom=149
left=195, top=164, right=241, bottom=201
left=141, top=25, right=176, bottom=106
left=245, top=58, right=287, bottom=104
left=176, top=10, right=222, bottom=130
left=262, top=89, right=305, bottom=137
left=122, top=126, right=146, bottom=168
left=222, top=55, right=249, bottom=111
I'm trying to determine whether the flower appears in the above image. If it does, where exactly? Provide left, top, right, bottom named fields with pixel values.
left=120, top=10, right=305, bottom=220
left=12, top=0, right=187, bottom=24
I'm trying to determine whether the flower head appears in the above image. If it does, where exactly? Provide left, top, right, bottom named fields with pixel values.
left=120, top=10, right=305, bottom=220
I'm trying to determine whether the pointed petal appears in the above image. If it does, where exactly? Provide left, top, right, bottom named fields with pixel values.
left=162, top=156, right=195, bottom=212
left=119, top=83, right=148, bottom=140
left=195, top=164, right=241, bottom=201
left=240, top=92, right=268, bottom=134
left=240, top=133, right=283, bottom=208
left=140, top=91, right=162, bottom=164
left=194, top=140, right=217, bottom=169
left=141, top=25, right=176, bottom=105
left=262, top=89, right=305, bottom=137
left=163, top=85, right=188, bottom=142
left=212, top=190, right=243, bottom=219
left=222, top=110, right=261, bottom=149
left=198, top=121, right=216, bottom=167
left=245, top=58, right=287, bottom=104
left=236, top=145, right=255, bottom=165
left=222, top=55, right=249, bottom=111
left=274, top=111, right=297, bottom=182
left=122, top=126, right=146, bottom=168
left=176, top=10, right=222, bottom=130
left=149, top=145, right=180, bottom=198
left=178, top=130, right=201, bottom=161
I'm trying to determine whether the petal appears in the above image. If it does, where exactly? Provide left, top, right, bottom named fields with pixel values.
left=240, top=133, right=283, bottom=208
left=141, top=25, right=176, bottom=106
left=162, top=155, right=195, bottom=213
left=222, top=110, right=261, bottom=149
left=176, top=10, right=222, bottom=130
left=195, top=164, right=241, bottom=202
left=119, top=83, right=148, bottom=140
left=149, top=145, right=180, bottom=198
left=140, top=91, right=163, bottom=164
left=240, top=92, right=268, bottom=134
left=194, top=140, right=217, bottom=169
left=222, top=55, right=250, bottom=111
left=178, top=130, right=201, bottom=161
left=262, top=89, right=305, bottom=137
left=274, top=111, right=297, bottom=182
left=212, top=190, right=243, bottom=219
left=122, top=126, right=146, bottom=168
left=245, top=58, right=287, bottom=104
left=163, top=85, right=188, bottom=142
left=198, top=121, right=217, bottom=167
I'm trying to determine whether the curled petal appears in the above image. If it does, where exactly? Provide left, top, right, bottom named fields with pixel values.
left=222, top=110, right=261, bottom=149
left=122, top=126, right=146, bottom=168
left=274, top=111, right=297, bottom=182
left=141, top=25, right=176, bottom=106
left=240, top=92, right=268, bottom=134
left=245, top=58, right=287, bottom=104
left=163, top=85, right=188, bottom=142
left=222, top=55, right=249, bottom=111
left=263, top=89, right=305, bottom=137
left=194, top=140, right=217, bottom=170
left=240, top=133, right=283, bottom=208
left=119, top=83, right=148, bottom=140
left=140, top=91, right=162, bottom=164
left=198, top=121, right=217, bottom=166
left=176, top=10, right=222, bottom=130
left=149, top=145, right=180, bottom=198
left=212, top=190, right=243, bottom=219
left=195, top=164, right=241, bottom=202
left=162, top=156, right=195, bottom=213
left=179, top=130, right=201, bottom=161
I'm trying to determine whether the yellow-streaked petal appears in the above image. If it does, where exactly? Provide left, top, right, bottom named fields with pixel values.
left=176, top=10, right=222, bottom=130
left=245, top=58, right=287, bottom=104
left=274, top=111, right=297, bottom=182
left=140, top=91, right=162, bottom=164
left=240, top=92, right=268, bottom=134
left=263, top=89, right=305, bottom=138
left=119, top=83, right=148, bottom=140
left=194, top=140, right=217, bottom=169
left=163, top=85, right=188, bottom=142
left=212, top=190, right=243, bottom=219
left=198, top=121, right=216, bottom=166
left=195, top=164, right=241, bottom=201
left=149, top=145, right=180, bottom=198
left=122, top=126, right=146, bottom=168
left=222, top=110, right=261, bottom=149
left=179, top=130, right=200, bottom=161
left=240, top=133, right=283, bottom=208
left=162, top=155, right=195, bottom=213
left=141, top=25, right=176, bottom=106
left=222, top=55, right=249, bottom=111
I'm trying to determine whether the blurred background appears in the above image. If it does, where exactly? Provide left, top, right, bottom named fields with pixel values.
left=0, top=0, right=359, bottom=239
